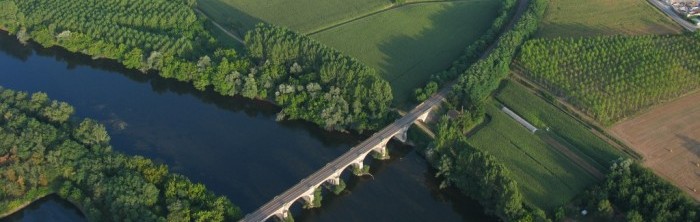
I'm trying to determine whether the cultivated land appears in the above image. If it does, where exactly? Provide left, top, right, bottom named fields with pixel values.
left=197, top=0, right=501, bottom=105
left=467, top=101, right=598, bottom=211
left=197, top=0, right=391, bottom=34
left=610, top=91, right=700, bottom=201
left=495, top=80, right=622, bottom=169
left=517, top=34, right=700, bottom=125
left=537, top=0, right=683, bottom=37
left=311, top=0, right=500, bottom=105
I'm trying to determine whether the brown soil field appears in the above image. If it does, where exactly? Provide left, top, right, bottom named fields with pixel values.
left=610, top=91, right=700, bottom=201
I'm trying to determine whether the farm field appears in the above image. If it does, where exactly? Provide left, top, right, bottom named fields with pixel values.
left=610, top=91, right=700, bottom=201
left=517, top=34, right=700, bottom=125
left=197, top=0, right=391, bottom=34
left=467, top=101, right=598, bottom=211
left=495, top=80, right=622, bottom=169
left=311, top=0, right=501, bottom=105
left=537, top=0, right=683, bottom=37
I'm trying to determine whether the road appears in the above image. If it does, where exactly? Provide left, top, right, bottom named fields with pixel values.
left=647, top=0, right=698, bottom=32
left=242, top=0, right=531, bottom=220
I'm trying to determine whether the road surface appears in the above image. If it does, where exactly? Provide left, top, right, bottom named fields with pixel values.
left=648, top=0, right=698, bottom=32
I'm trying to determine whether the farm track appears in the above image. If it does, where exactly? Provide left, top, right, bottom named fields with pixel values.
left=306, top=0, right=477, bottom=36
left=195, top=8, right=245, bottom=44
left=539, top=134, right=605, bottom=179
left=509, top=64, right=642, bottom=159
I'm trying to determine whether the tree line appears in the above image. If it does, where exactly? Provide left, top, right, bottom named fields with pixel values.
left=0, top=0, right=393, bottom=132
left=578, top=159, right=698, bottom=222
left=0, top=87, right=240, bottom=221
left=517, top=33, right=700, bottom=125
left=424, top=0, right=552, bottom=221
left=450, top=0, right=548, bottom=114
left=429, top=114, right=545, bottom=221
left=414, top=0, right=518, bottom=101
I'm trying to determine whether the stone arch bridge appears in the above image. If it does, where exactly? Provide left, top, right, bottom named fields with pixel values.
left=241, top=92, right=444, bottom=222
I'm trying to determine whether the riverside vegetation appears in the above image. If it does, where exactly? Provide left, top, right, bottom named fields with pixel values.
left=0, top=0, right=393, bottom=132
left=0, top=87, right=240, bottom=221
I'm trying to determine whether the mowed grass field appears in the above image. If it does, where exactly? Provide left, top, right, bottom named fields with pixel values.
left=311, top=0, right=501, bottom=106
left=537, top=0, right=683, bottom=37
left=495, top=80, right=623, bottom=169
left=467, top=102, right=597, bottom=211
left=197, top=0, right=392, bottom=34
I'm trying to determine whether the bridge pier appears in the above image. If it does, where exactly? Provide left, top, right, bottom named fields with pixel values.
left=273, top=210, right=291, bottom=222
left=395, top=126, right=410, bottom=143
left=417, top=109, right=431, bottom=123
left=372, top=139, right=390, bottom=160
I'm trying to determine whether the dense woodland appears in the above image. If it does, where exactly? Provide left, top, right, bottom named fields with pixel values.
left=580, top=159, right=699, bottom=222
left=0, top=0, right=392, bottom=132
left=518, top=33, right=700, bottom=125
left=0, top=87, right=240, bottom=221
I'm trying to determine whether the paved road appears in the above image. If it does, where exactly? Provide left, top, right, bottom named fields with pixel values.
left=242, top=0, right=531, bottom=220
left=648, top=0, right=698, bottom=32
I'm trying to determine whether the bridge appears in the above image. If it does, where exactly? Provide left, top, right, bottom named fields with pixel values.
left=241, top=0, right=531, bottom=220
left=241, top=90, right=445, bottom=222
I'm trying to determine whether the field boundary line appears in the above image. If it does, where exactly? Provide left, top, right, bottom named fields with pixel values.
left=508, top=65, right=643, bottom=159
left=306, top=0, right=478, bottom=36
left=539, top=134, right=605, bottom=179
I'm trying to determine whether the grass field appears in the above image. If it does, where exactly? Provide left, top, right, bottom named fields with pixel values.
left=610, top=90, right=700, bottom=201
left=197, top=0, right=392, bottom=34
left=537, top=0, right=683, bottom=37
left=310, top=0, right=501, bottom=106
left=467, top=101, right=597, bottom=210
left=495, top=80, right=623, bottom=169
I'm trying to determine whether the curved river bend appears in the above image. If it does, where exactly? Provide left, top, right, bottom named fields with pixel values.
left=0, top=32, right=494, bottom=222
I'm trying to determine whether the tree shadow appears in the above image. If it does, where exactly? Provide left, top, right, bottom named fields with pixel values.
left=374, top=1, right=502, bottom=106
left=535, top=22, right=620, bottom=38
left=0, top=29, right=360, bottom=148
left=677, top=134, right=700, bottom=159
left=0, top=31, right=33, bottom=61
left=196, top=0, right=263, bottom=35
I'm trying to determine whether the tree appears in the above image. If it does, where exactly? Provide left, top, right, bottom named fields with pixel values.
left=74, top=119, right=110, bottom=146
left=596, top=199, right=613, bottom=217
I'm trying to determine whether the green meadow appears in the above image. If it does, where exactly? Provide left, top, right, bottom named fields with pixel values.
left=537, top=0, right=682, bottom=37
left=311, top=0, right=500, bottom=105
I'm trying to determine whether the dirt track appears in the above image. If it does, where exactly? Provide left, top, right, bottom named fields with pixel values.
left=610, top=91, right=700, bottom=201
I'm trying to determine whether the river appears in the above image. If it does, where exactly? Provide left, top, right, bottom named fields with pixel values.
left=0, top=31, right=494, bottom=222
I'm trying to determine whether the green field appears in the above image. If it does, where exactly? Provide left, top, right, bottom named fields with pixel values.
left=494, top=80, right=622, bottom=169
left=311, top=0, right=501, bottom=105
left=537, top=0, right=683, bottom=37
left=197, top=0, right=392, bottom=34
left=467, top=101, right=597, bottom=210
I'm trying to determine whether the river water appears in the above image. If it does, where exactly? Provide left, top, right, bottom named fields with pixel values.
left=0, top=31, right=494, bottom=222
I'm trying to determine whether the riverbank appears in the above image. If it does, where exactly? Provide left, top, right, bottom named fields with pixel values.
left=0, top=189, right=53, bottom=218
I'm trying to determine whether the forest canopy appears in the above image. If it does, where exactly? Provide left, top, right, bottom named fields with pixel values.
left=0, top=87, right=241, bottom=221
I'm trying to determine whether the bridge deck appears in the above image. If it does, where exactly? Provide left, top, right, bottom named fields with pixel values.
left=241, top=93, right=444, bottom=221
